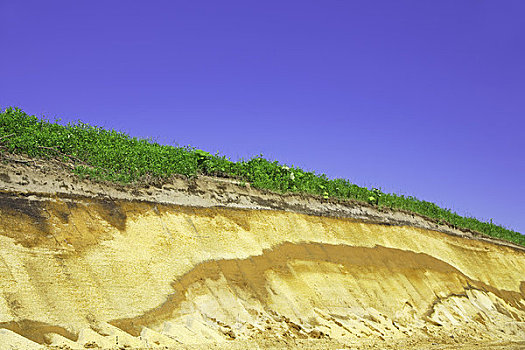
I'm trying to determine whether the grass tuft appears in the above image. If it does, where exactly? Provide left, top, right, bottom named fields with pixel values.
left=1, top=107, right=523, bottom=246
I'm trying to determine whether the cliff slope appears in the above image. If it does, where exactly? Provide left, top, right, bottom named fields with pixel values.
left=0, top=154, right=524, bottom=349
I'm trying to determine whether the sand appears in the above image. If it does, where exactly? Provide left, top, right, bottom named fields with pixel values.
left=0, top=153, right=523, bottom=349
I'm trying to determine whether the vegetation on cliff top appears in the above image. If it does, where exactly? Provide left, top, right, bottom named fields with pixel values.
left=1, top=107, right=523, bottom=246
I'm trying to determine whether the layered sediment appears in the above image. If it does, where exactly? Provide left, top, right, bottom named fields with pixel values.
left=0, top=154, right=524, bottom=349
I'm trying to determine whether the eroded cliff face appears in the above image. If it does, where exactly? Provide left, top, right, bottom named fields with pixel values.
left=0, top=156, right=524, bottom=349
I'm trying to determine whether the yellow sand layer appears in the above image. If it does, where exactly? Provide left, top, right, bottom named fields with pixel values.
left=0, top=194, right=524, bottom=349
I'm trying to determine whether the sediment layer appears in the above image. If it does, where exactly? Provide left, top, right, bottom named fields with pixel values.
left=0, top=155, right=524, bottom=349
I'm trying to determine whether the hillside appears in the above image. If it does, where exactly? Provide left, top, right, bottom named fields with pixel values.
left=0, top=152, right=524, bottom=349
left=0, top=108, right=524, bottom=349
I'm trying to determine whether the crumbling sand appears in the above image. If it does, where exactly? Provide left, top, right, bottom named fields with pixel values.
left=0, top=153, right=523, bottom=349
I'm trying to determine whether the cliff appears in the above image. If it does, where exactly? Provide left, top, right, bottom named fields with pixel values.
left=0, top=154, right=524, bottom=349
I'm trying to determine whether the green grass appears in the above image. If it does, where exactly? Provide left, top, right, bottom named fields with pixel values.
left=1, top=106, right=523, bottom=246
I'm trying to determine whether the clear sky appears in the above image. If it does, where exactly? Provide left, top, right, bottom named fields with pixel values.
left=1, top=1, right=524, bottom=233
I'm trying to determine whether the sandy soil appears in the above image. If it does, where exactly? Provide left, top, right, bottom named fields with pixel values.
left=0, top=152, right=524, bottom=350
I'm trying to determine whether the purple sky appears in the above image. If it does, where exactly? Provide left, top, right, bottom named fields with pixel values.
left=1, top=1, right=524, bottom=233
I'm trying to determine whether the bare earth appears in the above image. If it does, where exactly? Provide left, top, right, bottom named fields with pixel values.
left=0, top=153, right=524, bottom=349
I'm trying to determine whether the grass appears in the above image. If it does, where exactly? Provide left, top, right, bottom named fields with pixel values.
left=1, top=106, right=523, bottom=246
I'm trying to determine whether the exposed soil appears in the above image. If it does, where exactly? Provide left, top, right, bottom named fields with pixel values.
left=0, top=152, right=524, bottom=349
